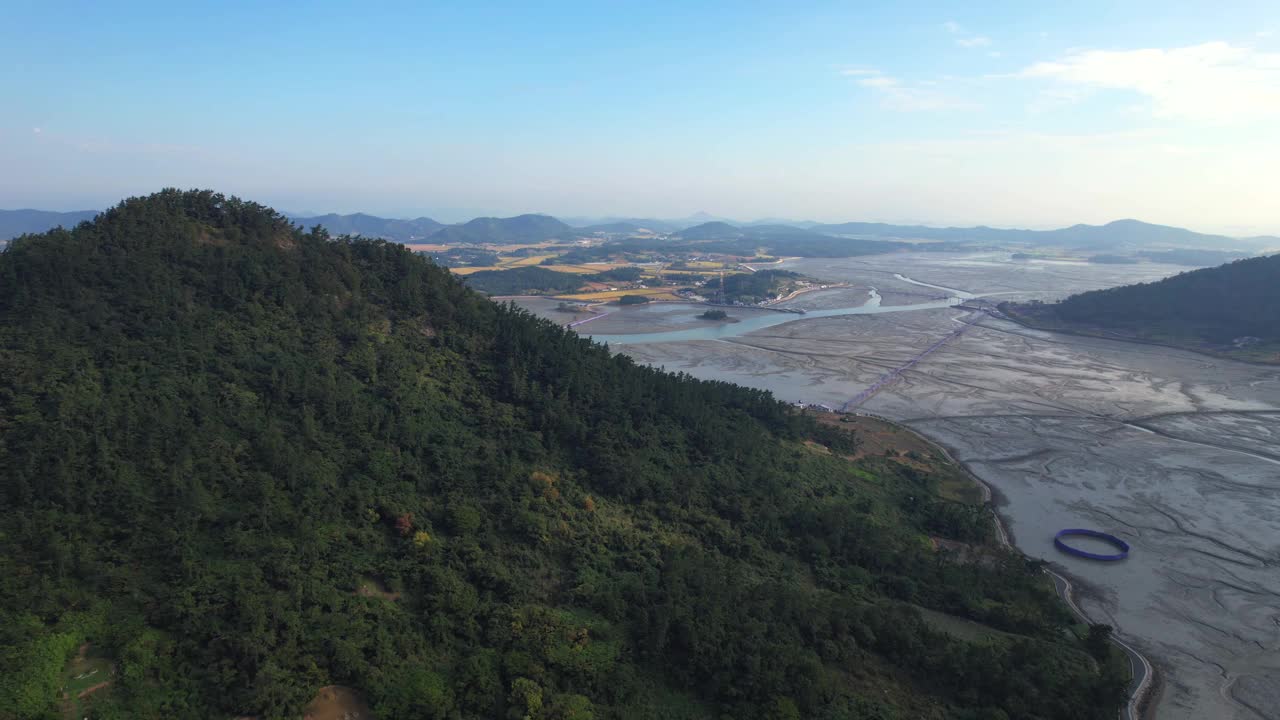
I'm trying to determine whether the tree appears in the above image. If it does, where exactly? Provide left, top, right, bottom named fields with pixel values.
left=0, top=190, right=1129, bottom=720
left=1086, top=623, right=1113, bottom=662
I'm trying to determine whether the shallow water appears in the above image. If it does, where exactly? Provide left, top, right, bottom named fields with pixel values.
left=518, top=252, right=1280, bottom=720
left=586, top=286, right=966, bottom=345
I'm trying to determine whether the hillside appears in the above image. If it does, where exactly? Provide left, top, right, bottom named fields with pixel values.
left=706, top=270, right=809, bottom=304
left=290, top=213, right=443, bottom=241
left=1005, top=253, right=1280, bottom=361
left=462, top=266, right=591, bottom=295
left=576, top=221, right=670, bottom=235
left=674, top=221, right=742, bottom=240
left=0, top=190, right=1127, bottom=720
left=670, top=222, right=907, bottom=257
left=0, top=208, right=99, bottom=240
left=430, top=214, right=576, bottom=244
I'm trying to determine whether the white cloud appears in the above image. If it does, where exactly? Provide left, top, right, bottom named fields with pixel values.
left=838, top=68, right=976, bottom=111
left=886, top=89, right=976, bottom=111
left=988, top=51, right=1002, bottom=58
left=944, top=21, right=993, bottom=50
left=1021, top=41, right=1280, bottom=122
left=1028, top=86, right=1093, bottom=113
left=32, top=127, right=42, bottom=134
left=857, top=76, right=898, bottom=88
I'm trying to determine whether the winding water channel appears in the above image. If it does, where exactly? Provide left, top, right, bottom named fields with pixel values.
left=586, top=287, right=965, bottom=345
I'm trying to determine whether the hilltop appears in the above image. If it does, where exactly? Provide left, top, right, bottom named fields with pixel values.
left=1005, top=253, right=1280, bottom=362
left=673, top=220, right=743, bottom=240
left=705, top=269, right=811, bottom=304
left=429, top=213, right=576, bottom=244
left=289, top=212, right=443, bottom=241
left=0, top=189, right=1127, bottom=719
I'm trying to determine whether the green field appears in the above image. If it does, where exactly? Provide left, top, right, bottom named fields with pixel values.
left=62, top=650, right=113, bottom=718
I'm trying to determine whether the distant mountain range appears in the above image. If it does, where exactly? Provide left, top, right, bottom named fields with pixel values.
left=673, top=222, right=838, bottom=241
left=809, top=218, right=1274, bottom=251
left=0, top=209, right=99, bottom=241
left=666, top=222, right=908, bottom=257
left=5, top=207, right=1275, bottom=253
left=428, top=214, right=576, bottom=244
left=563, top=212, right=822, bottom=231
left=674, top=221, right=742, bottom=240
left=288, top=212, right=443, bottom=240
left=576, top=221, right=676, bottom=235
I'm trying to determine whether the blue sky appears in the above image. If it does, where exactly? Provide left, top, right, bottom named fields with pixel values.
left=2, top=1, right=1278, bottom=233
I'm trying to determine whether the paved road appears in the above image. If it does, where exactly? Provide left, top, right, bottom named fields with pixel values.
left=890, top=417, right=1155, bottom=720
left=1048, top=571, right=1154, bottom=720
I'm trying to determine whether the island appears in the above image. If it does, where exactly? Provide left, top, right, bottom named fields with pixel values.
left=1003, top=252, right=1280, bottom=363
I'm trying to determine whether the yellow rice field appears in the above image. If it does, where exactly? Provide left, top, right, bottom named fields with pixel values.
left=446, top=266, right=498, bottom=276
left=559, top=288, right=683, bottom=301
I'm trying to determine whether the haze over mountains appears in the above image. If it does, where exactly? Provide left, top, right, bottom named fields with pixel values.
left=0, top=209, right=99, bottom=241
left=290, top=213, right=444, bottom=240
left=808, top=218, right=1277, bottom=251
left=427, top=214, right=577, bottom=244
left=2, top=207, right=1274, bottom=255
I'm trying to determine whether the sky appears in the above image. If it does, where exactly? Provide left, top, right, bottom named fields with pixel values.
left=2, top=0, right=1278, bottom=234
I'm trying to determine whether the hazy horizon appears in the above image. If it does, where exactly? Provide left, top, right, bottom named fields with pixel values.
left=6, top=201, right=1277, bottom=239
left=4, top=1, right=1278, bottom=234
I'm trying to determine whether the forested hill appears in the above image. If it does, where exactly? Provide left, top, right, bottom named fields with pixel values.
left=430, top=214, right=575, bottom=244
left=1, top=190, right=1126, bottom=720
left=289, top=212, right=444, bottom=241
left=1006, top=253, right=1280, bottom=359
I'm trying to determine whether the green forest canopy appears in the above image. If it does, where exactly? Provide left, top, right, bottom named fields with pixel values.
left=1, top=190, right=1127, bottom=720
left=462, top=266, right=646, bottom=296
left=462, top=266, right=590, bottom=295
left=1010, top=252, right=1280, bottom=345
left=705, top=270, right=806, bottom=303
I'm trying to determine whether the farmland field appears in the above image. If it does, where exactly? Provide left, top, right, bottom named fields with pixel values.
left=558, top=288, right=682, bottom=301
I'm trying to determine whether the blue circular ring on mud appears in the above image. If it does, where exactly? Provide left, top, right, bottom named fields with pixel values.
left=1054, top=528, right=1130, bottom=561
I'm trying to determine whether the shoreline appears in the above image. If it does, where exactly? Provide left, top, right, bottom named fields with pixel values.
left=760, top=282, right=853, bottom=306
left=1000, top=305, right=1280, bottom=367
left=849, top=410, right=1158, bottom=720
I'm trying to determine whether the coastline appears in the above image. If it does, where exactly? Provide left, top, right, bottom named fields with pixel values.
left=850, top=411, right=1158, bottom=720
left=1000, top=305, right=1280, bottom=367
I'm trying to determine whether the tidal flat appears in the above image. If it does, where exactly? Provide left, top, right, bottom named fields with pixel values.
left=517, top=252, right=1280, bottom=720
